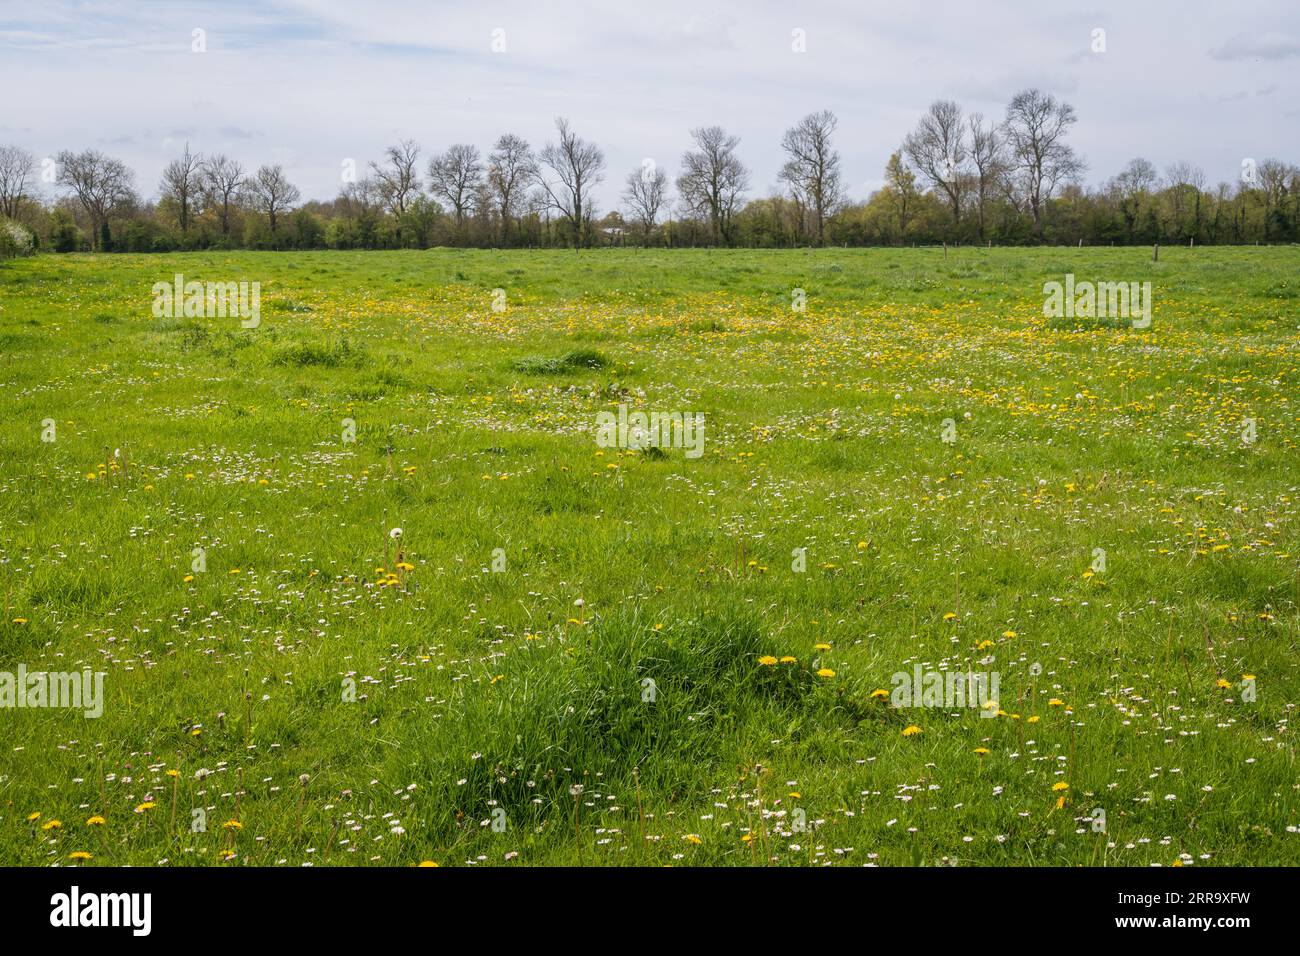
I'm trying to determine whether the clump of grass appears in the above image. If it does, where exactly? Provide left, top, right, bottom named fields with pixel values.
left=404, top=611, right=813, bottom=830
left=272, top=338, right=364, bottom=368
left=512, top=348, right=608, bottom=374
left=178, top=327, right=211, bottom=352
left=264, top=298, right=313, bottom=315
left=1259, top=281, right=1297, bottom=299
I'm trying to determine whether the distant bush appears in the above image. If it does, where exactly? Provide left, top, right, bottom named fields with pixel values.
left=49, top=210, right=82, bottom=253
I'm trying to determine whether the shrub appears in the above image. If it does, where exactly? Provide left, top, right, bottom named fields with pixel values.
left=49, top=211, right=81, bottom=252
left=0, top=218, right=35, bottom=258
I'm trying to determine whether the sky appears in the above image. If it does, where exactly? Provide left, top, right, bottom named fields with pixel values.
left=1, top=0, right=1297, bottom=210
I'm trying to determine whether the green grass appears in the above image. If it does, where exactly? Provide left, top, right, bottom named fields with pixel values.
left=0, top=246, right=1298, bottom=867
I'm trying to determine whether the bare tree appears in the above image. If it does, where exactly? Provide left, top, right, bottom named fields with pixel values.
left=427, top=144, right=483, bottom=233
left=1001, top=89, right=1085, bottom=237
left=534, top=118, right=606, bottom=248
left=159, top=143, right=203, bottom=233
left=487, top=134, right=532, bottom=245
left=246, top=164, right=300, bottom=233
left=1257, top=158, right=1292, bottom=238
left=370, top=140, right=421, bottom=216
left=339, top=176, right=383, bottom=214
left=966, top=113, right=1004, bottom=240
left=0, top=145, right=36, bottom=220
left=903, top=100, right=967, bottom=229
left=335, top=176, right=386, bottom=247
left=1109, top=157, right=1157, bottom=242
left=778, top=110, right=844, bottom=244
left=677, top=126, right=749, bottom=246
left=55, top=149, right=135, bottom=250
left=1163, top=161, right=1206, bottom=239
left=202, top=154, right=245, bottom=237
left=622, top=163, right=669, bottom=245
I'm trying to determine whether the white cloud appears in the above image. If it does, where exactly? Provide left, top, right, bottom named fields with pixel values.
left=1209, top=32, right=1300, bottom=61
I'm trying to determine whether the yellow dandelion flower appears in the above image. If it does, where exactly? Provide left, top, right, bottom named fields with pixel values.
left=817, top=667, right=836, bottom=678
left=1052, top=782, right=1070, bottom=792
left=26, top=812, right=40, bottom=822
left=69, top=851, right=92, bottom=861
left=418, top=860, right=440, bottom=867
left=973, top=747, right=990, bottom=756
left=42, top=819, right=62, bottom=830
left=222, top=820, right=242, bottom=830
left=86, top=816, right=106, bottom=826
left=134, top=802, right=156, bottom=813
left=902, top=725, right=922, bottom=737
left=683, top=834, right=702, bottom=845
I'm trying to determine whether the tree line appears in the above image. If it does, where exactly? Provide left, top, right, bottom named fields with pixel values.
left=2, top=87, right=1298, bottom=257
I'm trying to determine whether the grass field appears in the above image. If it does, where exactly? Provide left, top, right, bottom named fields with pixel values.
left=1, top=246, right=1298, bottom=867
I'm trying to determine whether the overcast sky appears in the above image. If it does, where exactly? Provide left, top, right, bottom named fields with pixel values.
left=2, top=0, right=1297, bottom=209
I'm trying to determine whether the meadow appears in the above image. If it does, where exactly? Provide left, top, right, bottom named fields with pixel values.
left=0, top=245, right=1297, bottom=867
